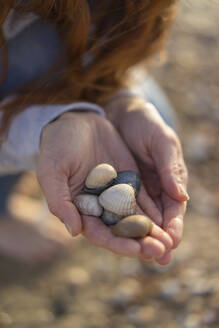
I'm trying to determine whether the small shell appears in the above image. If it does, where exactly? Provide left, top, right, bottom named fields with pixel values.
left=74, top=194, right=103, bottom=217
left=111, top=215, right=153, bottom=238
left=101, top=210, right=123, bottom=226
left=99, top=184, right=136, bottom=217
left=85, top=164, right=117, bottom=195
left=112, top=171, right=141, bottom=197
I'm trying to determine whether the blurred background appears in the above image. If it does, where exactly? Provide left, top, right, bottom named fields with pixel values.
left=0, top=1, right=219, bottom=327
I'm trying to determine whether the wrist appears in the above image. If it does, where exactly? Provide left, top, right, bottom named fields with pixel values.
left=104, top=96, right=147, bottom=127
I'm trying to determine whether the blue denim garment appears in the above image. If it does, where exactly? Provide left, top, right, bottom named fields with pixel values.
left=0, top=18, right=62, bottom=99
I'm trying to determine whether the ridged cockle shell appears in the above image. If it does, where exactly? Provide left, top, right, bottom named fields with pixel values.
left=84, top=164, right=117, bottom=195
left=74, top=194, right=103, bottom=217
left=101, top=210, right=123, bottom=226
left=112, top=171, right=141, bottom=197
left=111, top=215, right=153, bottom=238
left=99, top=184, right=136, bottom=217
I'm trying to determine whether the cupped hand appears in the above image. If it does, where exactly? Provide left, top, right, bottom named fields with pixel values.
left=37, top=111, right=172, bottom=261
left=105, top=97, right=189, bottom=264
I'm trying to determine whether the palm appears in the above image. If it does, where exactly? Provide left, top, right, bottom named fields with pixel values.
left=38, top=112, right=172, bottom=261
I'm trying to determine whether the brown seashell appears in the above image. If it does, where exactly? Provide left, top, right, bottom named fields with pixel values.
left=111, top=215, right=153, bottom=238
left=74, top=194, right=103, bottom=217
left=99, top=184, right=136, bottom=217
left=85, top=164, right=117, bottom=192
left=101, top=210, right=123, bottom=226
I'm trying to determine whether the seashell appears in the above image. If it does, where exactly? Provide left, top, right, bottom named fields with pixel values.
left=101, top=210, right=123, bottom=226
left=74, top=194, right=103, bottom=217
left=99, top=184, right=136, bottom=217
left=111, top=215, right=153, bottom=238
left=84, top=163, right=117, bottom=195
left=112, top=171, right=141, bottom=197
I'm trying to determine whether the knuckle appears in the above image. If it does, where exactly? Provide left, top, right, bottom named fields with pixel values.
left=177, top=161, right=188, bottom=184
left=173, top=162, right=187, bottom=178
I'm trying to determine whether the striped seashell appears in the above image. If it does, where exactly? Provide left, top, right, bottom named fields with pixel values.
left=99, top=184, right=136, bottom=217
left=101, top=210, right=123, bottom=226
left=74, top=194, right=103, bottom=217
left=111, top=215, right=153, bottom=238
left=84, top=163, right=117, bottom=195
left=112, top=171, right=141, bottom=197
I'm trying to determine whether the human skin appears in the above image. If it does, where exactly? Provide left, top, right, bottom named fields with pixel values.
left=104, top=96, right=189, bottom=264
left=37, top=111, right=174, bottom=263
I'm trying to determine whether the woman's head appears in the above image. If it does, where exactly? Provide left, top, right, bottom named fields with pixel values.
left=0, top=0, right=177, bottom=136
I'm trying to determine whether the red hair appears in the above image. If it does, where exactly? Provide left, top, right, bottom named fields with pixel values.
left=0, top=0, right=177, bottom=138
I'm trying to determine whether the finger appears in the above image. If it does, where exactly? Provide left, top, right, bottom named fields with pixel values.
left=139, top=253, right=153, bottom=261
left=139, top=236, right=165, bottom=260
left=82, top=215, right=141, bottom=257
left=151, top=129, right=189, bottom=202
left=37, top=168, right=82, bottom=236
left=162, top=193, right=187, bottom=248
left=137, top=205, right=173, bottom=250
left=137, top=184, right=163, bottom=226
left=156, top=250, right=173, bottom=266
left=150, top=223, right=173, bottom=250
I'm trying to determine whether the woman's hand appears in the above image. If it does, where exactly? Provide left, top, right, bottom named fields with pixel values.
left=105, top=97, right=189, bottom=265
left=37, top=111, right=173, bottom=261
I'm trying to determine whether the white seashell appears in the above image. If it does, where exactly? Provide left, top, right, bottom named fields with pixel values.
left=101, top=210, right=123, bottom=226
left=85, top=164, right=117, bottom=190
left=99, top=184, right=136, bottom=217
left=74, top=194, right=103, bottom=217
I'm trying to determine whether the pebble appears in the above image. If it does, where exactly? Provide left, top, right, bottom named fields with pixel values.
left=65, top=266, right=90, bottom=287
left=0, top=312, right=13, bottom=326
left=126, top=305, right=156, bottom=324
left=34, top=309, right=54, bottom=323
left=111, top=215, right=152, bottom=238
left=119, top=258, right=143, bottom=277
left=185, top=132, right=214, bottom=163
left=159, top=279, right=181, bottom=300
left=52, top=298, right=68, bottom=317
left=183, top=314, right=201, bottom=328
left=190, top=279, right=214, bottom=296
left=109, top=279, right=141, bottom=308
left=201, top=310, right=218, bottom=325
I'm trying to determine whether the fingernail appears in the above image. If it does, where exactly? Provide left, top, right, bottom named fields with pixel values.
left=65, top=223, right=73, bottom=236
left=178, top=184, right=190, bottom=200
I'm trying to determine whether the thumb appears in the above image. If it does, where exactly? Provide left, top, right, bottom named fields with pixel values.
left=37, top=167, right=82, bottom=236
left=151, top=129, right=189, bottom=202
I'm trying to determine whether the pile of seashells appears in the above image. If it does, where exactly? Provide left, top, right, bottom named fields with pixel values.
left=74, top=164, right=153, bottom=238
